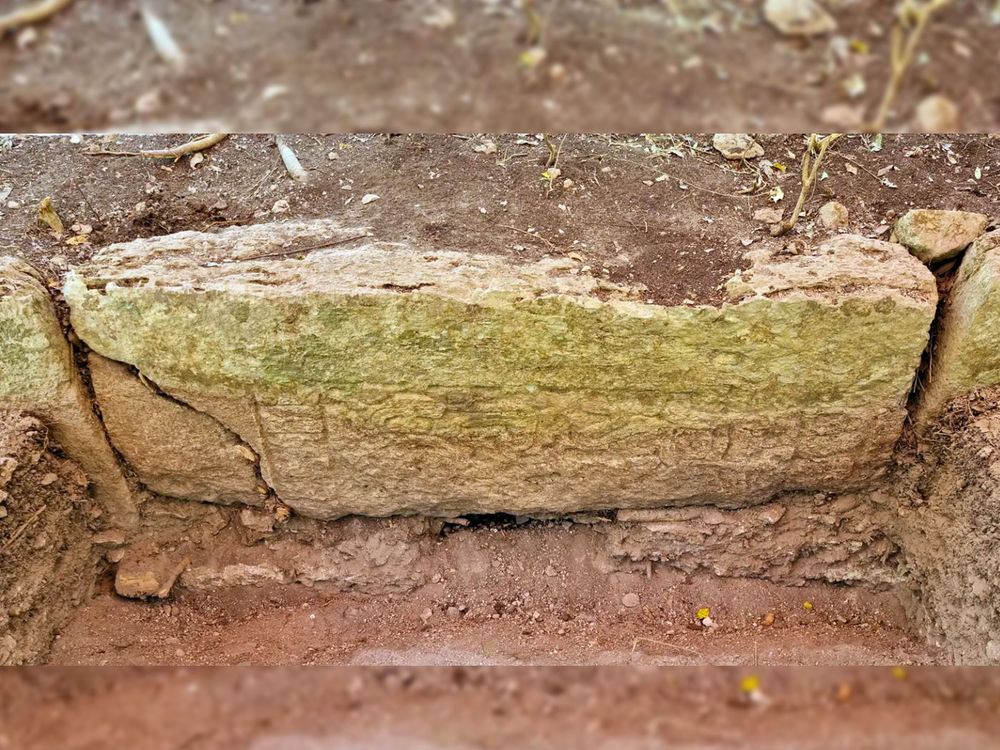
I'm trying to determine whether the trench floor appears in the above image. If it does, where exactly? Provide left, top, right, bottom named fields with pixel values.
left=47, top=574, right=937, bottom=667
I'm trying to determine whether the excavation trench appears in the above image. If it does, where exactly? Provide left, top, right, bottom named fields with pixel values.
left=2, top=216, right=999, bottom=666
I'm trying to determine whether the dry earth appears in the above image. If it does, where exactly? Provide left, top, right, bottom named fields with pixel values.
left=0, top=0, right=998, bottom=132
left=2, top=666, right=1000, bottom=749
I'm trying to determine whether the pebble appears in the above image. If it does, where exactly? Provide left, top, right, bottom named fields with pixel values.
left=764, top=0, right=837, bottom=36
left=622, top=593, right=640, bottom=608
left=819, top=201, right=850, bottom=230
left=712, top=133, right=764, bottom=161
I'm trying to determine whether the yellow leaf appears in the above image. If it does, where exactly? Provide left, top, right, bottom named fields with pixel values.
left=773, top=162, right=787, bottom=172
left=803, top=601, right=814, bottom=610
left=519, top=46, right=547, bottom=69
left=891, top=666, right=908, bottom=680
left=65, top=234, right=89, bottom=246
left=740, top=675, right=760, bottom=693
left=696, top=607, right=710, bottom=620
left=850, top=39, right=870, bottom=54
left=37, top=197, right=65, bottom=235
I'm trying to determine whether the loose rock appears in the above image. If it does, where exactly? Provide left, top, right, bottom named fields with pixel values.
left=712, top=133, right=764, bottom=161
left=764, top=0, right=837, bottom=36
left=819, top=201, right=850, bottom=230
left=894, top=209, right=988, bottom=264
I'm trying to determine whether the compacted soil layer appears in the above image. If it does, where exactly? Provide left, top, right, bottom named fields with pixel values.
left=3, top=666, right=1000, bottom=749
left=1, top=132, right=998, bottom=306
left=0, top=0, right=997, bottom=132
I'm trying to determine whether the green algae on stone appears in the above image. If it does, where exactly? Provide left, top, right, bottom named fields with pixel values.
left=920, top=230, right=1000, bottom=420
left=64, top=223, right=938, bottom=518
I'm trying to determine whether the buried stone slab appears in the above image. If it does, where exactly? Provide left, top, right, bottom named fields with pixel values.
left=64, top=221, right=936, bottom=519
left=88, top=354, right=265, bottom=505
left=919, top=230, right=1000, bottom=421
left=0, top=258, right=135, bottom=527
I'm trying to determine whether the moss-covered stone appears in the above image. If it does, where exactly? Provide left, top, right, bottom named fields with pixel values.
left=64, top=222, right=937, bottom=518
left=920, top=230, right=1000, bottom=420
left=0, top=258, right=134, bottom=526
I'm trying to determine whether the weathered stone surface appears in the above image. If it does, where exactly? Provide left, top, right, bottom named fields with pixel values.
left=894, top=209, right=988, bottom=264
left=764, top=0, right=837, bottom=36
left=919, top=230, right=1000, bottom=420
left=712, top=133, right=763, bottom=161
left=818, top=200, right=849, bottom=230
left=65, top=222, right=936, bottom=519
left=0, top=258, right=134, bottom=526
left=611, top=492, right=902, bottom=585
left=88, top=354, right=263, bottom=505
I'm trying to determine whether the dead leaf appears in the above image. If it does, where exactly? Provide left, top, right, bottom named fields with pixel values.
left=37, top=197, right=65, bottom=235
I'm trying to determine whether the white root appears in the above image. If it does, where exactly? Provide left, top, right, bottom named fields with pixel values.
left=0, top=0, right=75, bottom=35
left=141, top=4, right=186, bottom=70
left=275, top=136, right=309, bottom=182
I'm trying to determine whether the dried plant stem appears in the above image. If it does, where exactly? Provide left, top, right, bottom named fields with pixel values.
left=0, top=0, right=75, bottom=34
left=869, top=0, right=956, bottom=132
left=772, top=133, right=842, bottom=237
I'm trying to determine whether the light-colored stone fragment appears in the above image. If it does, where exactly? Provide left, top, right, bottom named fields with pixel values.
left=712, top=133, right=764, bottom=160
left=88, top=354, right=263, bottom=505
left=0, top=257, right=135, bottom=526
left=916, top=95, right=959, bottom=133
left=894, top=209, right=988, bottom=264
left=764, top=0, right=837, bottom=36
left=65, top=221, right=936, bottom=519
left=818, top=201, right=849, bottom=230
left=919, top=230, right=1000, bottom=419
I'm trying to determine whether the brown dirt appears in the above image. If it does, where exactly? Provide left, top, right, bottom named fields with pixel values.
left=43, top=504, right=929, bottom=667
left=1, top=133, right=999, bottom=305
left=3, top=666, right=1000, bottom=749
left=0, top=410, right=95, bottom=664
left=0, top=0, right=997, bottom=133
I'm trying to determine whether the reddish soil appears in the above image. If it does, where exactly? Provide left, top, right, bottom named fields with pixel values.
left=0, top=0, right=997, bottom=133
left=1, top=133, right=998, bottom=305
left=3, top=666, right=1000, bottom=749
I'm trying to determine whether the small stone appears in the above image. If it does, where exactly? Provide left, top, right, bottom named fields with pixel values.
left=712, top=134, right=764, bottom=161
left=271, top=199, right=290, bottom=214
left=819, top=201, right=850, bottom=230
left=38, top=472, right=58, bottom=486
left=753, top=207, right=784, bottom=225
left=762, top=612, right=776, bottom=627
left=622, top=592, right=640, bottom=608
left=894, top=209, right=989, bottom=264
left=916, top=95, right=959, bottom=133
left=420, top=607, right=433, bottom=623
left=446, top=606, right=462, bottom=619
left=764, top=0, right=837, bottom=36
left=544, top=564, right=558, bottom=577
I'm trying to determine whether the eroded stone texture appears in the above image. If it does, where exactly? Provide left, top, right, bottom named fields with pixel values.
left=894, top=209, right=988, bottom=264
left=65, top=222, right=936, bottom=519
left=919, top=230, right=1000, bottom=420
left=88, top=354, right=263, bottom=505
left=611, top=494, right=902, bottom=586
left=0, top=258, right=134, bottom=526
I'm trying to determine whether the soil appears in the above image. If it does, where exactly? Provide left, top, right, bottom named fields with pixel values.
left=0, top=411, right=95, bottom=665
left=0, top=0, right=998, bottom=133
left=45, top=527, right=931, bottom=666
left=3, top=666, right=1000, bottom=749
left=1, top=132, right=999, bottom=306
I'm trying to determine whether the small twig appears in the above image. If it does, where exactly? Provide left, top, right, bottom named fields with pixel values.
left=235, top=234, right=371, bottom=263
left=869, top=0, right=956, bottom=131
left=2, top=505, right=47, bottom=551
left=85, top=133, right=229, bottom=161
left=499, top=224, right=557, bottom=249
left=0, top=0, right=74, bottom=35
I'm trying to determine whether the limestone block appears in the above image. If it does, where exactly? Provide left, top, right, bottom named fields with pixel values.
left=64, top=222, right=936, bottom=519
left=88, top=354, right=263, bottom=505
left=919, top=230, right=1000, bottom=419
left=894, top=209, right=988, bottom=264
left=0, top=257, right=134, bottom=526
